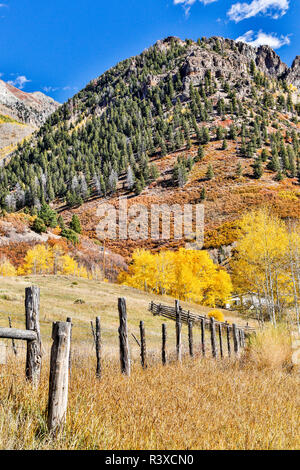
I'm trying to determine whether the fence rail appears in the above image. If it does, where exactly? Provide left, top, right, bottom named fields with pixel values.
left=149, top=301, right=256, bottom=335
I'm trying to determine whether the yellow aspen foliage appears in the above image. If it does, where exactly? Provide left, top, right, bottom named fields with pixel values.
left=120, top=248, right=232, bottom=307
left=0, top=259, right=17, bottom=277
left=60, top=254, right=78, bottom=275
left=231, top=208, right=300, bottom=325
left=19, top=244, right=54, bottom=275
left=13, top=243, right=94, bottom=280
left=208, top=310, right=225, bottom=322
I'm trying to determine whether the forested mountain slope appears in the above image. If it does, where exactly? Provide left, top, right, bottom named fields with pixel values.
left=0, top=36, right=299, bottom=256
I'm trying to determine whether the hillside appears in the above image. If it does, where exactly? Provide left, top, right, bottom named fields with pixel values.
left=0, top=79, right=59, bottom=162
left=0, top=275, right=253, bottom=352
left=0, top=36, right=299, bottom=258
left=0, top=275, right=298, bottom=450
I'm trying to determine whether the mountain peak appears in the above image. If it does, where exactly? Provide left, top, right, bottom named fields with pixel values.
left=0, top=79, right=60, bottom=127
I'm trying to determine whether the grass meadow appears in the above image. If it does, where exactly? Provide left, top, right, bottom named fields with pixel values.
left=0, top=276, right=299, bottom=450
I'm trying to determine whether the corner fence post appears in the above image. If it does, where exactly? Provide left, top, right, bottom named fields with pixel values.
left=118, top=298, right=130, bottom=376
left=25, top=286, right=42, bottom=386
left=175, top=300, right=182, bottom=363
left=139, top=321, right=147, bottom=369
left=47, top=321, right=71, bottom=436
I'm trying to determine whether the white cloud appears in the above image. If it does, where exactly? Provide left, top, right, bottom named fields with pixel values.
left=8, top=75, right=31, bottom=90
left=236, top=29, right=291, bottom=48
left=43, top=86, right=59, bottom=93
left=228, top=0, right=289, bottom=22
left=174, top=0, right=217, bottom=15
left=43, top=85, right=77, bottom=93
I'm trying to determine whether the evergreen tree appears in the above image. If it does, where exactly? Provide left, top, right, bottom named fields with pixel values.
left=206, top=164, right=214, bottom=180
left=70, top=214, right=82, bottom=234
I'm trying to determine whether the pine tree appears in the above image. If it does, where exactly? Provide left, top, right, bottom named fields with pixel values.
left=236, top=162, right=243, bottom=178
left=253, top=159, right=263, bottom=179
left=70, top=214, right=82, bottom=234
left=206, top=164, right=214, bottom=180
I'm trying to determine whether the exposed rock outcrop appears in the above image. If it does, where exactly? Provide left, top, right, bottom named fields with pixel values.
left=0, top=79, right=60, bottom=127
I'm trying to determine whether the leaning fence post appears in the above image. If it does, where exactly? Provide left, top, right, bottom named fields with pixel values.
left=218, top=324, right=223, bottom=359
left=25, top=286, right=42, bottom=386
left=175, top=300, right=182, bottom=362
left=232, top=324, right=239, bottom=355
left=118, top=298, right=130, bottom=376
left=95, top=316, right=101, bottom=379
left=47, top=321, right=71, bottom=435
left=66, top=317, right=72, bottom=374
left=226, top=323, right=231, bottom=357
left=201, top=318, right=206, bottom=356
left=8, top=316, right=17, bottom=356
left=139, top=321, right=147, bottom=369
left=162, top=323, right=167, bottom=365
left=210, top=317, right=217, bottom=358
left=188, top=319, right=194, bottom=357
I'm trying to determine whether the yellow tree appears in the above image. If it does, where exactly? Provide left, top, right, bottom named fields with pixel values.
left=120, top=248, right=232, bottom=307
left=0, top=259, right=16, bottom=277
left=231, top=208, right=297, bottom=325
left=19, top=244, right=54, bottom=275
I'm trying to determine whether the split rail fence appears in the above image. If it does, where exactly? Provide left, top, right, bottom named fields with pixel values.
left=0, top=286, right=255, bottom=436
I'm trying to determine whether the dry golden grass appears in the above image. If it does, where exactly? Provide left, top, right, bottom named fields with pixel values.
left=0, top=352, right=299, bottom=450
left=246, top=325, right=292, bottom=370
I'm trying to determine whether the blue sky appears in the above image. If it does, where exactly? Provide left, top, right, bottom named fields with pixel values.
left=0, top=0, right=298, bottom=103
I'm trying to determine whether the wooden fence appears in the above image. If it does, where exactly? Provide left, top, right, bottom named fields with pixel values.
left=149, top=300, right=255, bottom=359
left=149, top=301, right=255, bottom=334
left=0, top=288, right=256, bottom=437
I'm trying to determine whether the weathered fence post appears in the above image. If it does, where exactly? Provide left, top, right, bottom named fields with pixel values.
left=210, top=317, right=217, bottom=358
left=188, top=319, right=194, bottom=357
left=95, top=316, right=101, bottom=379
left=175, top=300, right=182, bottom=362
left=218, top=324, right=223, bottom=359
left=232, top=324, right=239, bottom=355
left=25, top=286, right=42, bottom=386
left=8, top=316, right=17, bottom=356
left=139, top=321, right=147, bottom=369
left=66, top=317, right=72, bottom=374
left=118, top=298, right=130, bottom=376
left=162, top=323, right=167, bottom=365
left=226, top=323, right=231, bottom=357
left=201, top=318, right=206, bottom=356
left=47, top=321, right=71, bottom=435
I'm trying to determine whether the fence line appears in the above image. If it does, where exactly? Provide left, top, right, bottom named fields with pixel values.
left=149, top=301, right=255, bottom=335
left=0, top=289, right=257, bottom=437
